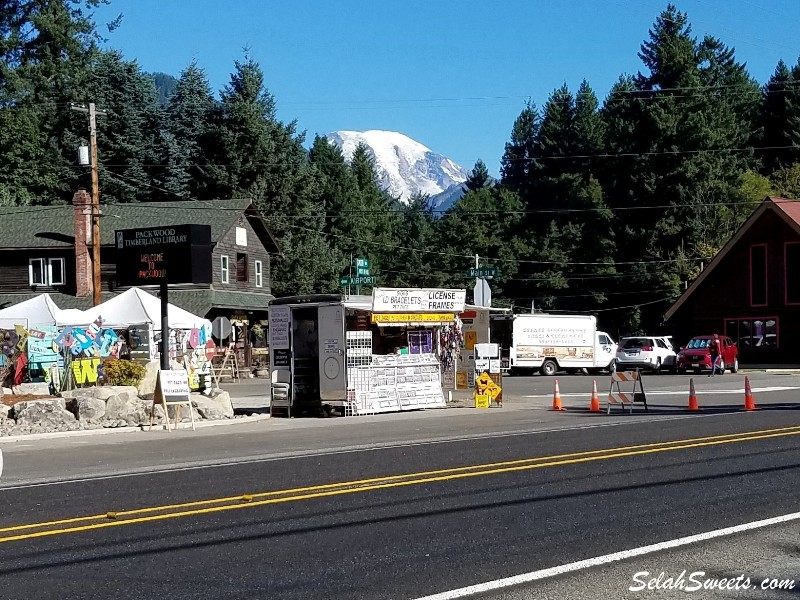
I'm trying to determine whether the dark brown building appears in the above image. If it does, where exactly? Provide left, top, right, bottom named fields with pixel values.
left=0, top=191, right=280, bottom=360
left=664, top=197, right=800, bottom=364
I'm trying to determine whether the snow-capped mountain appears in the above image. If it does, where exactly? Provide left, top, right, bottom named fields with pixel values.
left=324, top=130, right=469, bottom=204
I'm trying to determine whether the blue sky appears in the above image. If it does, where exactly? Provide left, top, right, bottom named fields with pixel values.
left=92, top=0, right=800, bottom=177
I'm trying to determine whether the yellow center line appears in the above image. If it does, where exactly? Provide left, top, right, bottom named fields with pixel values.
left=1, top=425, right=799, bottom=544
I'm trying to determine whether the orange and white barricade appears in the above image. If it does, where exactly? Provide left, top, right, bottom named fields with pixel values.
left=607, top=370, right=648, bottom=414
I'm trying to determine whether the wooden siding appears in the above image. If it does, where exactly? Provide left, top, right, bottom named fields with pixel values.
left=0, top=249, right=76, bottom=295
left=668, top=210, right=800, bottom=363
left=212, top=218, right=272, bottom=294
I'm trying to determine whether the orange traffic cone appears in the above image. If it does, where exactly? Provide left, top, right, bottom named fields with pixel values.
left=589, top=380, right=601, bottom=412
left=688, top=378, right=700, bottom=411
left=552, top=379, right=565, bottom=411
left=744, top=376, right=757, bottom=411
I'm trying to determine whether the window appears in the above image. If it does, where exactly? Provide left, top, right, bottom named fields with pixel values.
left=220, top=255, right=229, bottom=284
left=786, top=242, right=800, bottom=304
left=236, top=253, right=248, bottom=282
left=255, top=260, right=263, bottom=288
left=621, top=338, right=652, bottom=349
left=29, top=259, right=45, bottom=286
left=599, top=335, right=610, bottom=345
left=29, top=258, right=65, bottom=286
left=725, top=317, right=778, bottom=349
left=49, top=258, right=65, bottom=285
left=750, top=244, right=767, bottom=306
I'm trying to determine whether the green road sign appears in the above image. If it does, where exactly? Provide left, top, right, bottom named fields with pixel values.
left=468, top=267, right=498, bottom=278
left=356, top=266, right=370, bottom=276
left=356, top=258, right=370, bottom=268
left=340, top=275, right=377, bottom=286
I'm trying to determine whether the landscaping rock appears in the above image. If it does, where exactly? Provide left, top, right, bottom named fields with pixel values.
left=192, top=390, right=233, bottom=420
left=105, top=396, right=151, bottom=426
left=12, top=382, right=51, bottom=396
left=137, top=361, right=161, bottom=397
left=13, top=399, right=76, bottom=428
left=74, top=396, right=106, bottom=421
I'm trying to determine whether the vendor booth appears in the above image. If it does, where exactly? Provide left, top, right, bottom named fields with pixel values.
left=268, top=288, right=470, bottom=416
left=58, top=288, right=213, bottom=388
left=0, top=289, right=211, bottom=390
left=0, top=294, right=87, bottom=387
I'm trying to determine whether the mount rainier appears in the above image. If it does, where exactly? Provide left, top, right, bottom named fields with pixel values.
left=324, top=130, right=469, bottom=208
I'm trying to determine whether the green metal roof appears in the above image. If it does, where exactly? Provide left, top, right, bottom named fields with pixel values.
left=0, top=292, right=96, bottom=311
left=167, top=289, right=274, bottom=316
left=0, top=198, right=256, bottom=249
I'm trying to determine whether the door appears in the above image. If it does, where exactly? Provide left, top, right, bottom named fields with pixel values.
left=317, top=304, right=346, bottom=401
left=595, top=333, right=615, bottom=368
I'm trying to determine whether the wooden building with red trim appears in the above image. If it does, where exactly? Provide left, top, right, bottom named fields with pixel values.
left=664, top=197, right=800, bottom=364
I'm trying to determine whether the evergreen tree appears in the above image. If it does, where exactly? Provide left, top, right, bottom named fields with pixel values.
left=347, top=143, right=398, bottom=275
left=83, top=50, right=163, bottom=203
left=538, top=84, right=575, bottom=177
left=465, top=159, right=490, bottom=191
left=500, top=101, right=541, bottom=200
left=388, top=194, right=449, bottom=287
left=756, top=60, right=800, bottom=173
left=203, top=57, right=337, bottom=294
left=0, top=0, right=100, bottom=204
left=161, top=62, right=216, bottom=198
left=573, top=80, right=605, bottom=178
left=437, top=186, right=526, bottom=300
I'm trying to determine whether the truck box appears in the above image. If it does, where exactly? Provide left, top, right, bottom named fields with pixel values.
left=510, top=314, right=617, bottom=375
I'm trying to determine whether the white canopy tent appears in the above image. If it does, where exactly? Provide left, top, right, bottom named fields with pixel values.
left=0, top=293, right=85, bottom=328
left=58, top=287, right=210, bottom=331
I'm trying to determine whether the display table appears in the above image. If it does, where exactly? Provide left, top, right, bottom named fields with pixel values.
left=347, top=353, right=446, bottom=415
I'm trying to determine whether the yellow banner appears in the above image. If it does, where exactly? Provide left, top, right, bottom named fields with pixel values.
left=371, top=313, right=455, bottom=324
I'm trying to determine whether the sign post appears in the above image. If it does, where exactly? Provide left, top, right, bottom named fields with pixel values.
left=160, top=284, right=169, bottom=370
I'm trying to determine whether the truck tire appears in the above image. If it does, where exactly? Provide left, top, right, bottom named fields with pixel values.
left=540, top=359, right=558, bottom=376
left=607, top=359, right=617, bottom=374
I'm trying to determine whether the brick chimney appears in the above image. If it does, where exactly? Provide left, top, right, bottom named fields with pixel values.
left=72, top=189, right=93, bottom=298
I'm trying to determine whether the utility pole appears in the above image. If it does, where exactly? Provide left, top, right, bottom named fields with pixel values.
left=71, top=102, right=107, bottom=306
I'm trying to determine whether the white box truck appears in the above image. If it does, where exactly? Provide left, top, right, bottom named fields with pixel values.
left=509, top=314, right=617, bottom=376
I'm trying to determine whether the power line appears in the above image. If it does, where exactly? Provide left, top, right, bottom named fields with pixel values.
left=35, top=142, right=799, bottom=170
left=97, top=194, right=777, bottom=217
left=545, top=296, right=672, bottom=313
left=280, top=222, right=704, bottom=267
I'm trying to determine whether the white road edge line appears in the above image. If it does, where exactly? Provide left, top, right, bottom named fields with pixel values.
left=411, top=511, right=800, bottom=600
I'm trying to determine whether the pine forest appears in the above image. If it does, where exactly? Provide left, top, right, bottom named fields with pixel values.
left=3, top=2, right=800, bottom=335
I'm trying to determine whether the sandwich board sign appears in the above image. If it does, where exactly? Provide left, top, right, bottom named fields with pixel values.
left=150, top=369, right=195, bottom=431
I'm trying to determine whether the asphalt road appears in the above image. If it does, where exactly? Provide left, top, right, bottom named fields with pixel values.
left=0, top=373, right=798, bottom=600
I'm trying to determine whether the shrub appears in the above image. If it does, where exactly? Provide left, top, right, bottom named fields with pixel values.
left=103, top=359, right=147, bottom=387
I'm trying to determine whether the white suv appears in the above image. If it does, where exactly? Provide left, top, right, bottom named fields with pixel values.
left=616, top=336, right=677, bottom=373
